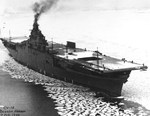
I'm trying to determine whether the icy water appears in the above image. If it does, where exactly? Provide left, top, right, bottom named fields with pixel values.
left=0, top=10, right=150, bottom=115
left=0, top=70, right=59, bottom=116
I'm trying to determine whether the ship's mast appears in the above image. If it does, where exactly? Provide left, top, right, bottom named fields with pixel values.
left=51, top=38, right=53, bottom=50
left=97, top=47, right=99, bottom=69
left=9, top=30, right=11, bottom=41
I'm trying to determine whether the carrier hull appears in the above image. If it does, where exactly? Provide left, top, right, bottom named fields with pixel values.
left=0, top=18, right=147, bottom=98
left=1, top=39, right=136, bottom=97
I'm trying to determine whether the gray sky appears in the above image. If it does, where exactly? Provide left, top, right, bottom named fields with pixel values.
left=1, top=0, right=150, bottom=16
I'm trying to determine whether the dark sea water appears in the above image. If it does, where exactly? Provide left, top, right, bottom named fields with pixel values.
left=0, top=70, right=59, bottom=116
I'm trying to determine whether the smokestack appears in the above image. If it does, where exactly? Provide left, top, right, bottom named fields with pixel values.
left=32, top=0, right=58, bottom=23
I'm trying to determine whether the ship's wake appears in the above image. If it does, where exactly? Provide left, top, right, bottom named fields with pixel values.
left=1, top=57, right=150, bottom=116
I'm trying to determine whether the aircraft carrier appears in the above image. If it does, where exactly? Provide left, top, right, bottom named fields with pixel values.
left=0, top=15, right=147, bottom=100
